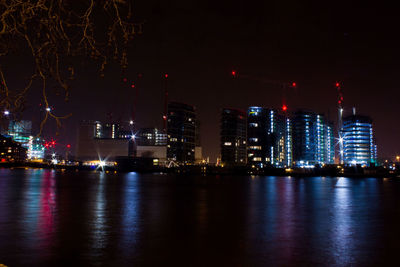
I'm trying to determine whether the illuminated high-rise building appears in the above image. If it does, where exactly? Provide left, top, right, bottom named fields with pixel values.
left=220, top=108, right=247, bottom=166
left=247, top=107, right=291, bottom=168
left=8, top=120, right=31, bottom=145
left=167, top=102, right=196, bottom=164
left=342, top=115, right=376, bottom=166
left=292, top=110, right=334, bottom=167
left=325, top=123, right=335, bottom=164
left=7, top=120, right=45, bottom=160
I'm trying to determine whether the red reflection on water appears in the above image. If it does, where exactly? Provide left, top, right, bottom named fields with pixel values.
left=38, top=171, right=57, bottom=248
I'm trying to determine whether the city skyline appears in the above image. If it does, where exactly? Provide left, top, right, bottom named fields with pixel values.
left=3, top=0, right=400, bottom=162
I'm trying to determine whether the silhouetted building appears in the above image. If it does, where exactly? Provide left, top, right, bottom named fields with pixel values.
left=220, top=108, right=247, bottom=166
left=0, top=134, right=27, bottom=162
left=342, top=115, right=377, bottom=166
left=76, top=121, right=129, bottom=161
left=292, top=110, right=334, bottom=167
left=77, top=121, right=169, bottom=165
left=167, top=102, right=196, bottom=164
left=94, top=121, right=120, bottom=139
left=136, top=128, right=167, bottom=146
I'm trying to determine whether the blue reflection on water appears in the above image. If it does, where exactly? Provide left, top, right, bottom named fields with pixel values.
left=0, top=171, right=398, bottom=266
left=332, top=178, right=354, bottom=264
left=120, top=172, right=140, bottom=250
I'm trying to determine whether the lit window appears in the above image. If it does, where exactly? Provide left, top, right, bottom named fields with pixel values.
left=224, top=142, right=232, bottom=146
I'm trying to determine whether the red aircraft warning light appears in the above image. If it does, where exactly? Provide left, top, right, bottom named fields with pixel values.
left=66, top=144, right=71, bottom=149
left=131, top=84, right=135, bottom=88
left=282, top=104, right=288, bottom=112
left=123, top=78, right=127, bottom=82
left=231, top=70, right=236, bottom=77
left=335, top=82, right=340, bottom=87
left=164, top=74, right=169, bottom=78
left=291, top=82, right=297, bottom=87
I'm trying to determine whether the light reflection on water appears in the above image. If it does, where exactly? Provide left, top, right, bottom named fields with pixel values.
left=90, top=171, right=107, bottom=252
left=0, top=170, right=400, bottom=266
left=120, top=172, right=140, bottom=257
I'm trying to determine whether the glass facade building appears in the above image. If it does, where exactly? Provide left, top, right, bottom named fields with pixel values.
left=167, top=102, right=196, bottom=164
left=342, top=115, right=376, bottom=166
left=7, top=120, right=45, bottom=160
left=292, top=111, right=334, bottom=167
left=247, top=107, right=291, bottom=168
left=220, top=108, right=247, bottom=166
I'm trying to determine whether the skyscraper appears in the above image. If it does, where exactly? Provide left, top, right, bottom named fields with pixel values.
left=342, top=114, right=377, bottom=166
left=292, top=110, right=334, bottom=167
left=220, top=108, right=247, bottom=166
left=167, top=102, right=196, bottom=164
left=247, top=107, right=290, bottom=168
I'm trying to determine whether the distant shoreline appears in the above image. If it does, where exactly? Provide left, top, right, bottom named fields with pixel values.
left=1, top=162, right=398, bottom=178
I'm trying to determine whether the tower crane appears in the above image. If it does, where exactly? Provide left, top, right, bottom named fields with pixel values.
left=231, top=70, right=297, bottom=112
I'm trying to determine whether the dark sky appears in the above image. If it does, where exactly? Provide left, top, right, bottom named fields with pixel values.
left=13, top=0, right=400, bottom=161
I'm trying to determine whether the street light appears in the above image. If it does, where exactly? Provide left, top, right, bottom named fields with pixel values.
left=3, top=110, right=9, bottom=116
left=45, top=107, right=51, bottom=112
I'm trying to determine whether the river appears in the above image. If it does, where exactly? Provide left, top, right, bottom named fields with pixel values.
left=0, top=169, right=399, bottom=266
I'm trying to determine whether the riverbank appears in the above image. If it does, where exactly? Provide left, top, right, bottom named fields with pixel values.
left=1, top=162, right=398, bottom=178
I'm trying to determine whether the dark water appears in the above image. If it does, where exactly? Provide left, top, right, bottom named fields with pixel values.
left=1, top=169, right=400, bottom=266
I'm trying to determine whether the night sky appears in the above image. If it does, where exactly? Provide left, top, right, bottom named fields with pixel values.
left=10, top=0, right=400, bottom=161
